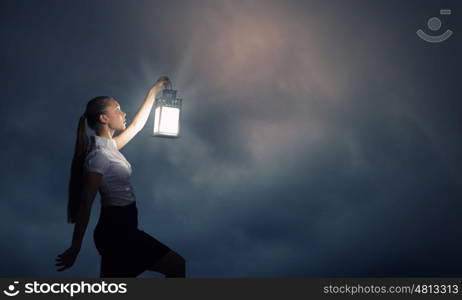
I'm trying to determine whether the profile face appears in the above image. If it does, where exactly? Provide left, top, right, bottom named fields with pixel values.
left=104, top=99, right=127, bottom=131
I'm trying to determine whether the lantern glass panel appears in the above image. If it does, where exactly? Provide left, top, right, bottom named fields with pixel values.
left=154, top=106, right=180, bottom=136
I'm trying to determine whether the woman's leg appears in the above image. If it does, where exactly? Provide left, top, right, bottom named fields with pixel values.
left=147, top=250, right=186, bottom=278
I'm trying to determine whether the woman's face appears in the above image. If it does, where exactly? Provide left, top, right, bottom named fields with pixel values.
left=103, top=99, right=127, bottom=131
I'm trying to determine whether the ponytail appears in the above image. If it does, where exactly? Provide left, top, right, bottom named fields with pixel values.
left=66, top=96, right=111, bottom=223
left=67, top=115, right=89, bottom=224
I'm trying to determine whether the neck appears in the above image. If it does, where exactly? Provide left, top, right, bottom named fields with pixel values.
left=95, top=126, right=114, bottom=139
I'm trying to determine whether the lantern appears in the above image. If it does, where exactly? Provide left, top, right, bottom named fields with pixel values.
left=153, top=87, right=182, bottom=138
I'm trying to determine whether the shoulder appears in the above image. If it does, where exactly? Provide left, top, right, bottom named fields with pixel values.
left=85, top=148, right=109, bottom=161
left=84, top=149, right=112, bottom=174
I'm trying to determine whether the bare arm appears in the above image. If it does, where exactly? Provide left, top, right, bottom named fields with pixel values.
left=114, top=76, right=171, bottom=150
left=55, top=172, right=101, bottom=272
left=70, top=172, right=101, bottom=250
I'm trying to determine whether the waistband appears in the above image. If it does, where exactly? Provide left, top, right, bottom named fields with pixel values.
left=100, top=201, right=137, bottom=211
left=97, top=201, right=138, bottom=229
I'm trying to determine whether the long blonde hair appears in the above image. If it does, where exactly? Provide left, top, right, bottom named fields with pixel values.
left=67, top=96, right=111, bottom=223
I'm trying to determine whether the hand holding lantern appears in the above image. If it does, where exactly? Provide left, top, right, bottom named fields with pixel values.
left=150, top=76, right=171, bottom=95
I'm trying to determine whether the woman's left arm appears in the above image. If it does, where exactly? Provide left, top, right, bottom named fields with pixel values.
left=114, top=76, right=170, bottom=150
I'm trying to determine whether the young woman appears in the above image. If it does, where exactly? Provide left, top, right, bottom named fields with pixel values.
left=55, top=76, right=186, bottom=278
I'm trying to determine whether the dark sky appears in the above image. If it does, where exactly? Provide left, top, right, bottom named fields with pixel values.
left=1, top=0, right=461, bottom=278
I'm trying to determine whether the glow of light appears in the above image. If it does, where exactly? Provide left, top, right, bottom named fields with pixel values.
left=154, top=106, right=180, bottom=136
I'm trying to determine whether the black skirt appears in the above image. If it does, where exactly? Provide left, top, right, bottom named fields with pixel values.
left=93, top=201, right=171, bottom=277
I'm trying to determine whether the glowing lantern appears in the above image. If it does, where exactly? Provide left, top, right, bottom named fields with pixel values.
left=153, top=87, right=182, bottom=138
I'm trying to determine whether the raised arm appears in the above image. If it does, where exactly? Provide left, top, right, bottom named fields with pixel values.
left=114, top=76, right=171, bottom=150
left=55, top=172, right=101, bottom=272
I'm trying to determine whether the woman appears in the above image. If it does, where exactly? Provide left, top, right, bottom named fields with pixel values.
left=55, top=76, right=186, bottom=278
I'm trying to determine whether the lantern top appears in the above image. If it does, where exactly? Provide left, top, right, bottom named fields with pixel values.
left=157, top=88, right=177, bottom=101
left=156, top=88, right=182, bottom=108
